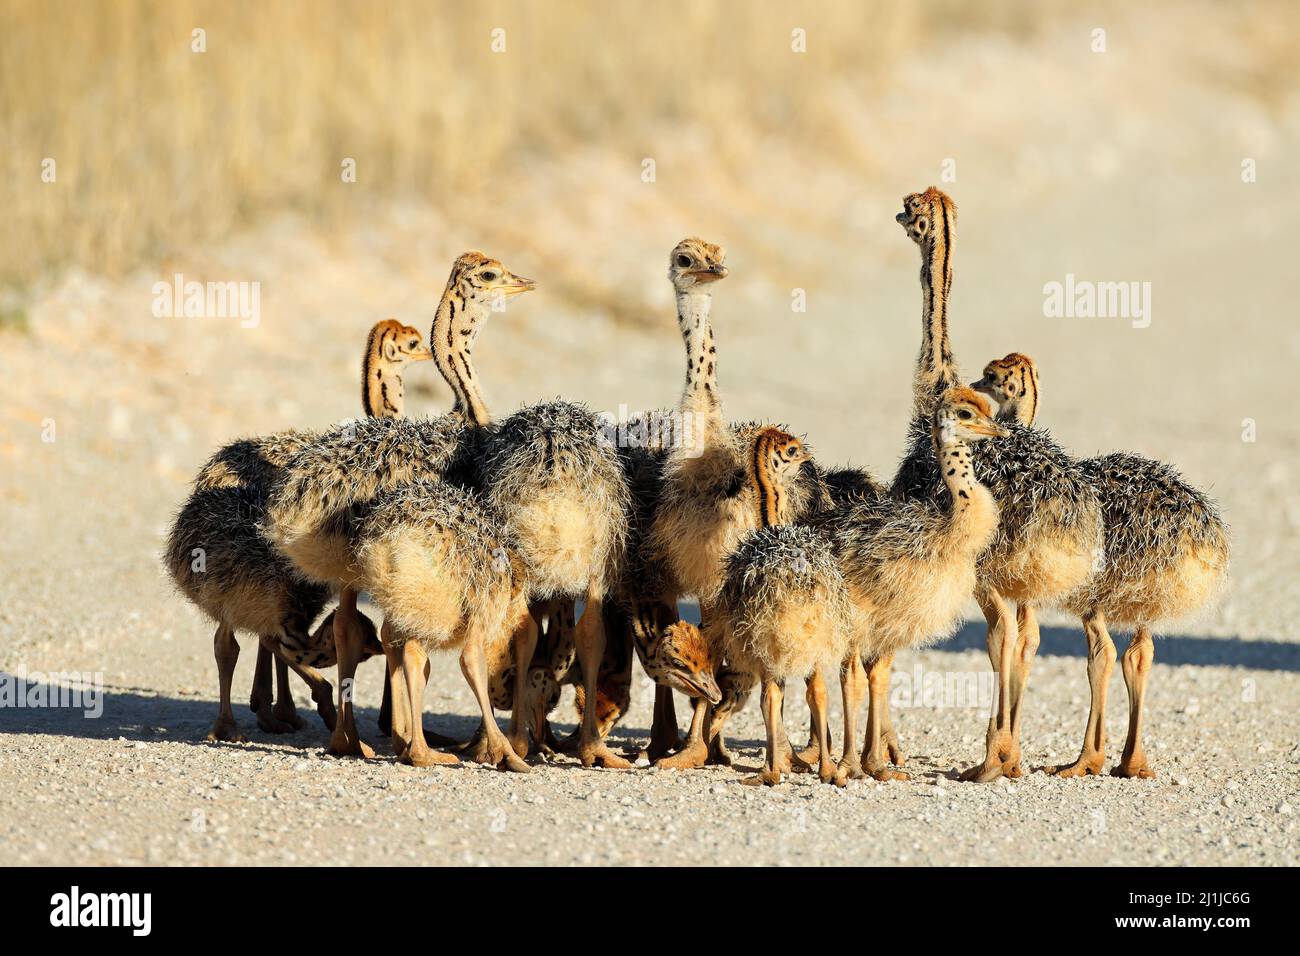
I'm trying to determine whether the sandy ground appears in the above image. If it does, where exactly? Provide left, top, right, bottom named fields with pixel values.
left=2, top=10, right=1298, bottom=865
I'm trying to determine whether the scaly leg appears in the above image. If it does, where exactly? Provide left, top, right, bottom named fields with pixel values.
left=859, top=651, right=900, bottom=769
left=1112, top=626, right=1155, bottom=779
left=207, top=624, right=244, bottom=742
left=574, top=593, right=630, bottom=769
left=459, top=628, right=530, bottom=773
left=506, top=600, right=539, bottom=759
left=250, top=642, right=272, bottom=716
left=961, top=589, right=1016, bottom=781
left=862, top=654, right=908, bottom=781
left=271, top=653, right=306, bottom=730
left=879, top=689, right=905, bottom=766
left=656, top=696, right=709, bottom=769
left=769, top=689, right=796, bottom=775
left=794, top=670, right=835, bottom=770
left=377, top=662, right=394, bottom=737
left=833, top=654, right=867, bottom=785
left=382, top=639, right=458, bottom=747
left=381, top=620, right=413, bottom=756
left=741, top=680, right=785, bottom=786
left=806, top=667, right=835, bottom=783
left=399, top=630, right=458, bottom=768
left=250, top=640, right=299, bottom=732
left=1003, top=602, right=1041, bottom=777
left=1045, top=609, right=1115, bottom=777
left=326, top=588, right=374, bottom=759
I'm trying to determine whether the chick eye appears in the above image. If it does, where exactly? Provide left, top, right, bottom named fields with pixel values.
left=481, top=271, right=498, bottom=282
left=958, top=409, right=973, bottom=421
left=676, top=254, right=692, bottom=268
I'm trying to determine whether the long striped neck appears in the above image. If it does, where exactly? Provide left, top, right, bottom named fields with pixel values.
left=361, top=327, right=405, bottom=419
left=431, top=282, right=491, bottom=427
left=750, top=432, right=789, bottom=527
left=914, top=200, right=959, bottom=419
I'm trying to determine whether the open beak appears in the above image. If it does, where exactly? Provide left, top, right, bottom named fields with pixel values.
left=503, top=275, right=536, bottom=296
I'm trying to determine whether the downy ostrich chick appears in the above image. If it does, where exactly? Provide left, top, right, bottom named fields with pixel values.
left=352, top=478, right=532, bottom=772
left=472, top=402, right=634, bottom=767
left=263, top=253, right=536, bottom=760
left=811, top=387, right=1009, bottom=784
left=710, top=427, right=850, bottom=786
left=972, top=352, right=1229, bottom=779
left=892, top=188, right=1103, bottom=783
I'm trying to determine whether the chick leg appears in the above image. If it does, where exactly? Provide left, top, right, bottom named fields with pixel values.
left=863, top=654, right=908, bottom=781
left=325, top=588, right=374, bottom=758
left=961, top=588, right=1016, bottom=781
left=832, top=654, right=867, bottom=785
left=574, top=593, right=630, bottom=769
left=1111, top=626, right=1155, bottom=779
left=271, top=653, right=306, bottom=730
left=741, top=680, right=785, bottom=786
left=459, top=626, right=529, bottom=773
left=206, top=624, right=244, bottom=743
left=1045, top=610, right=1115, bottom=777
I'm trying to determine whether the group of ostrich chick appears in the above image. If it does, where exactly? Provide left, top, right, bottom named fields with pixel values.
left=165, top=188, right=1230, bottom=787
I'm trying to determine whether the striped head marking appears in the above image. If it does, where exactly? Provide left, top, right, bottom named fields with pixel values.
left=448, top=251, right=536, bottom=305
left=751, top=426, right=811, bottom=526
left=655, top=622, right=722, bottom=704
left=754, top=427, right=810, bottom=486
left=971, top=353, right=1038, bottom=409
left=368, top=319, right=432, bottom=365
left=934, top=387, right=1007, bottom=442
left=896, top=187, right=957, bottom=247
left=669, top=238, right=728, bottom=292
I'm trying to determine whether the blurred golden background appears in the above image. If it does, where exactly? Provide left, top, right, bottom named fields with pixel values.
left=5, top=0, right=1295, bottom=290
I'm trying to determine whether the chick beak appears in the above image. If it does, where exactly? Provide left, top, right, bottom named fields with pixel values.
left=504, top=275, right=536, bottom=296
left=987, top=422, right=1012, bottom=438
left=410, top=347, right=434, bottom=362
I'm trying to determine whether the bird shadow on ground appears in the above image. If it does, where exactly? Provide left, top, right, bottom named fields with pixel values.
left=936, top=620, right=1300, bottom=671
left=676, top=600, right=1300, bottom=671
left=3, top=613, right=1293, bottom=753
left=0, top=681, right=678, bottom=762
left=0, top=684, right=486, bottom=752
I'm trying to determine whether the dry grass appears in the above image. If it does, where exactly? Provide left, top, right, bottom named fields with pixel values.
left=3, top=0, right=1296, bottom=294
left=0, top=0, right=1065, bottom=290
